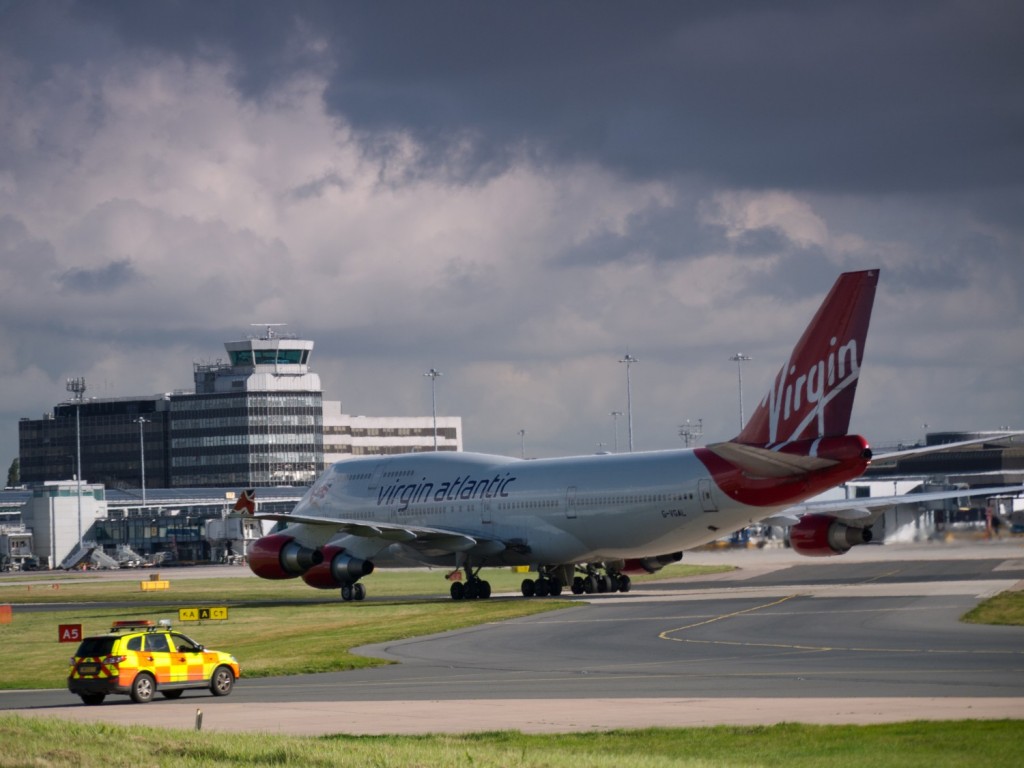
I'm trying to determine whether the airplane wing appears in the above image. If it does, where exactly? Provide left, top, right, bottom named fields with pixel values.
left=763, top=484, right=1024, bottom=526
left=254, top=511, right=503, bottom=554
left=870, top=432, right=1023, bottom=465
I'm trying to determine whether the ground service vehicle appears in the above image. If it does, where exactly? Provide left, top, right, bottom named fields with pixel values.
left=67, top=619, right=240, bottom=705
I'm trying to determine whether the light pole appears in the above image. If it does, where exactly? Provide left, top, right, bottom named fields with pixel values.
left=618, top=355, right=638, bottom=452
left=66, top=377, right=87, bottom=555
left=729, top=353, right=752, bottom=431
left=424, top=368, right=442, bottom=451
left=610, top=411, right=623, bottom=453
left=679, top=418, right=703, bottom=448
left=136, top=416, right=149, bottom=506
left=518, top=429, right=526, bottom=459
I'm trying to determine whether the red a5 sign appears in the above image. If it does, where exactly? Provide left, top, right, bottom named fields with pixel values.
left=58, top=624, right=82, bottom=643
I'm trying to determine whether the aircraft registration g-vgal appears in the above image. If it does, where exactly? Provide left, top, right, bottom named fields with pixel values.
left=243, top=269, right=1010, bottom=601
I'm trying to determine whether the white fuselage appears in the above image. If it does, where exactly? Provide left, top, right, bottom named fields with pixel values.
left=279, top=449, right=771, bottom=568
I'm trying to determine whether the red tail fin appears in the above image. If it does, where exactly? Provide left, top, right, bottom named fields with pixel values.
left=735, top=269, right=879, bottom=447
left=233, top=488, right=256, bottom=515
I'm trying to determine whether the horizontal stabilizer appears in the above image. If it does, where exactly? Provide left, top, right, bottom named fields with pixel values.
left=707, top=441, right=837, bottom=478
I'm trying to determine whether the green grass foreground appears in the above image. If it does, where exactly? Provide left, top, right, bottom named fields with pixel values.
left=963, top=590, right=1024, bottom=625
left=2, top=716, right=1023, bottom=767
left=0, top=564, right=730, bottom=689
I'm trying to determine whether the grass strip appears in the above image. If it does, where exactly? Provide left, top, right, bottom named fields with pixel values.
left=2, top=716, right=1023, bottom=767
left=0, top=564, right=729, bottom=689
left=0, top=562, right=733, bottom=603
left=0, top=599, right=570, bottom=689
left=963, top=590, right=1024, bottom=625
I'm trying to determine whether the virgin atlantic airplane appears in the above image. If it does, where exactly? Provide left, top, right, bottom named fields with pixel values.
left=245, top=270, right=1016, bottom=601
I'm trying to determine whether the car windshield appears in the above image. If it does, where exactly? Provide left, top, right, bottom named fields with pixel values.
left=75, top=637, right=116, bottom=657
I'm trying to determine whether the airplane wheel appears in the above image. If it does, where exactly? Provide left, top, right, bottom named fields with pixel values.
left=353, top=583, right=366, bottom=601
left=451, top=581, right=466, bottom=600
left=599, top=575, right=613, bottom=593
left=465, top=580, right=480, bottom=599
left=478, top=580, right=492, bottom=599
left=535, top=578, right=550, bottom=597
left=584, top=575, right=598, bottom=594
left=520, top=578, right=535, bottom=597
left=549, top=578, right=563, bottom=596
left=571, top=577, right=585, bottom=595
left=618, top=574, right=631, bottom=593
left=341, top=584, right=353, bottom=601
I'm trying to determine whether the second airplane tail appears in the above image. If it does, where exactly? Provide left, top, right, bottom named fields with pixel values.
left=734, top=269, right=879, bottom=449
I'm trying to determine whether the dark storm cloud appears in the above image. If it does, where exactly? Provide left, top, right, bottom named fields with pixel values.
left=0, top=215, right=58, bottom=273
left=57, top=258, right=140, bottom=294
left=557, top=201, right=819, bottom=270
left=56, top=0, right=1024, bottom=194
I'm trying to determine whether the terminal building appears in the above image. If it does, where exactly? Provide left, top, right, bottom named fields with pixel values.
left=10, top=328, right=461, bottom=569
left=18, top=328, right=462, bottom=490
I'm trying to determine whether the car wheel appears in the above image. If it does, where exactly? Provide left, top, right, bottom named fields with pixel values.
left=210, top=665, right=234, bottom=696
left=161, top=690, right=184, bottom=700
left=80, top=693, right=105, bottom=706
left=130, top=672, right=155, bottom=703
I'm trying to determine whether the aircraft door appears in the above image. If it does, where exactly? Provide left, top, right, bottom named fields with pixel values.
left=367, top=463, right=386, bottom=491
left=565, top=486, right=578, bottom=519
left=698, top=479, right=718, bottom=512
left=482, top=500, right=492, bottom=524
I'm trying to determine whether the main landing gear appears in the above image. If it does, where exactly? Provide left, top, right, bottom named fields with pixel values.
left=449, top=566, right=492, bottom=601
left=518, top=564, right=631, bottom=598
left=520, top=566, right=564, bottom=597
left=568, top=566, right=631, bottom=596
left=340, top=582, right=366, bottom=602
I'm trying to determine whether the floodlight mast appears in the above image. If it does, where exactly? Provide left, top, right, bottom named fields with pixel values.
left=136, top=416, right=149, bottom=505
left=424, top=368, right=443, bottom=451
left=610, top=411, right=623, bottom=453
left=729, top=353, right=752, bottom=430
left=618, top=355, right=638, bottom=452
left=66, top=377, right=87, bottom=556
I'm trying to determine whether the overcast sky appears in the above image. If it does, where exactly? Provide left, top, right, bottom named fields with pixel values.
left=1, top=0, right=1022, bottom=473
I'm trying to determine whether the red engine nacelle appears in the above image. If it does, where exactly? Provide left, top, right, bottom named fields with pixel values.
left=620, top=552, right=684, bottom=574
left=248, top=534, right=324, bottom=580
left=301, top=545, right=376, bottom=590
left=789, top=514, right=872, bottom=557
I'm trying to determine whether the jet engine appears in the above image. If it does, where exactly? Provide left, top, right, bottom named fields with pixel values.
left=789, top=514, right=872, bottom=557
left=301, top=545, right=376, bottom=590
left=620, top=552, right=684, bottom=574
left=248, top=534, right=324, bottom=579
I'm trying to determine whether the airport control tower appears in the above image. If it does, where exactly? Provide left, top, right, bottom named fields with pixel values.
left=194, top=324, right=320, bottom=395
left=176, top=325, right=324, bottom=487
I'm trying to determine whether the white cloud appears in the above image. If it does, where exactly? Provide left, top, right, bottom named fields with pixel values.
left=0, top=9, right=1021, bottom=470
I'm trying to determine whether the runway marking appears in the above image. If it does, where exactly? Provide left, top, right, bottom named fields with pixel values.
left=658, top=594, right=819, bottom=646
left=856, top=567, right=902, bottom=584
left=523, top=603, right=974, bottom=625
left=657, top=593, right=1024, bottom=656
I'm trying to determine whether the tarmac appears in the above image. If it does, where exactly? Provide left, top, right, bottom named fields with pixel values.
left=6, top=538, right=1024, bottom=735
